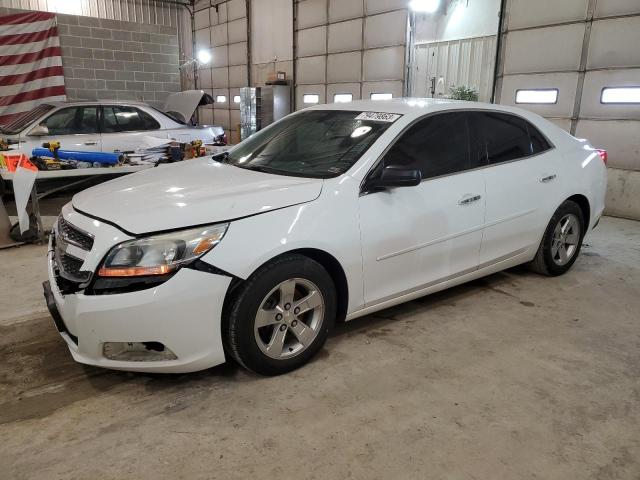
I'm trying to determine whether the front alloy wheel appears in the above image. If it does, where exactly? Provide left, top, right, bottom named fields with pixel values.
left=254, top=278, right=325, bottom=360
left=224, top=254, right=336, bottom=375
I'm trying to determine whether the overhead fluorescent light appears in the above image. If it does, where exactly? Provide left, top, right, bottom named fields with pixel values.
left=303, top=94, right=319, bottom=104
left=196, top=49, right=212, bottom=64
left=515, top=89, right=558, bottom=104
left=334, top=93, right=353, bottom=103
left=409, top=0, right=440, bottom=13
left=601, top=87, right=640, bottom=104
left=370, top=93, right=392, bottom=101
left=233, top=95, right=241, bottom=103
left=216, top=95, right=226, bottom=103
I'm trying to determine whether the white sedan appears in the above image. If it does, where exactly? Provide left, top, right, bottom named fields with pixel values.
left=0, top=91, right=225, bottom=155
left=44, top=98, right=607, bottom=375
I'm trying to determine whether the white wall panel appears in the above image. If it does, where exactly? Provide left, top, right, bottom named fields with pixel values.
left=195, top=27, right=210, bottom=50
left=212, top=67, right=229, bottom=88
left=327, top=82, right=362, bottom=101
left=363, top=46, right=404, bottom=81
left=576, top=120, right=640, bottom=171
left=603, top=168, right=640, bottom=219
left=364, top=0, right=405, bottom=15
left=251, top=0, right=293, bottom=63
left=229, top=42, right=248, bottom=66
left=227, top=18, right=247, bottom=43
left=227, top=0, right=246, bottom=21
left=212, top=23, right=228, bottom=47
left=210, top=3, right=227, bottom=24
left=228, top=64, right=248, bottom=86
left=211, top=45, right=229, bottom=68
left=327, top=52, right=362, bottom=83
left=295, top=84, right=327, bottom=109
left=229, top=87, right=242, bottom=109
left=297, top=26, right=327, bottom=57
left=587, top=17, right=640, bottom=69
left=329, top=0, right=363, bottom=22
left=547, top=118, right=572, bottom=132
left=507, top=0, right=587, bottom=29
left=328, top=18, right=363, bottom=53
left=296, top=55, right=327, bottom=84
left=364, top=10, right=407, bottom=48
left=362, top=80, right=403, bottom=99
left=500, top=72, right=578, bottom=117
left=214, top=108, right=231, bottom=129
left=230, top=109, right=241, bottom=128
left=579, top=68, right=640, bottom=119
left=503, top=24, right=585, bottom=74
left=198, top=68, right=213, bottom=88
left=297, top=0, right=327, bottom=29
left=195, top=8, right=210, bottom=30
left=595, top=0, right=640, bottom=18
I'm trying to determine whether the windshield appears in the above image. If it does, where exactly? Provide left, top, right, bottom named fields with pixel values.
left=0, top=104, right=56, bottom=134
left=222, top=110, right=397, bottom=178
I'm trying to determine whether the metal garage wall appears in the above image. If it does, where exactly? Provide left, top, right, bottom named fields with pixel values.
left=495, top=0, right=640, bottom=220
left=294, top=0, right=409, bottom=110
left=194, top=0, right=249, bottom=143
left=411, top=35, right=496, bottom=101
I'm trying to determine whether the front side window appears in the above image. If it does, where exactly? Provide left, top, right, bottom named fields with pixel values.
left=102, top=106, right=160, bottom=133
left=470, top=112, right=551, bottom=165
left=382, top=112, right=474, bottom=180
left=221, top=110, right=395, bottom=178
left=41, top=106, right=98, bottom=136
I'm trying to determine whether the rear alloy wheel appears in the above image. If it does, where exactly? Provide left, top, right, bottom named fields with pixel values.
left=529, top=200, right=585, bottom=276
left=224, top=254, right=336, bottom=375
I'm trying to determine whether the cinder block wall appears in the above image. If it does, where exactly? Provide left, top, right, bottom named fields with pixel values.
left=0, top=7, right=181, bottom=109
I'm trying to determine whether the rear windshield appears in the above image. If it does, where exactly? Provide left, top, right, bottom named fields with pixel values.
left=0, top=104, right=56, bottom=134
left=221, top=110, right=396, bottom=178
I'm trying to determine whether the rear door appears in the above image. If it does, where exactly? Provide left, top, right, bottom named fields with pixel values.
left=469, top=111, right=560, bottom=265
left=100, top=105, right=165, bottom=152
left=35, top=105, right=101, bottom=151
left=358, top=111, right=486, bottom=305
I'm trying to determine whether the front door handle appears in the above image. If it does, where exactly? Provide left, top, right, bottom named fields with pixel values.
left=84, top=141, right=98, bottom=146
left=458, top=194, right=482, bottom=205
left=540, top=174, right=557, bottom=183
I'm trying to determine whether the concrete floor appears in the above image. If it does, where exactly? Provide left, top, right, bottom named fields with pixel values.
left=0, top=216, right=639, bottom=480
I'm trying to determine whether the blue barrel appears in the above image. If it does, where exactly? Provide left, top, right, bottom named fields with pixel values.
left=32, top=148, right=121, bottom=165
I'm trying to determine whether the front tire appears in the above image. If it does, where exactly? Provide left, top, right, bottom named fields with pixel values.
left=223, top=254, right=336, bottom=375
left=529, top=200, right=585, bottom=276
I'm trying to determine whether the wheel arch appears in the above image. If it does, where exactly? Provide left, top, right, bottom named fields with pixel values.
left=566, top=194, right=591, bottom=229
left=222, top=248, right=350, bottom=325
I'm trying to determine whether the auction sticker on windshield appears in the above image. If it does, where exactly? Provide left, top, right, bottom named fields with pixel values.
left=355, top=112, right=401, bottom=122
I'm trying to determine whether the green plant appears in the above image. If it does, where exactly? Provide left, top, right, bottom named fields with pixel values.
left=449, top=85, right=479, bottom=101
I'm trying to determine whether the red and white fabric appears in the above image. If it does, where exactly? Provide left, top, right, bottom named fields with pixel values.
left=0, top=11, right=67, bottom=126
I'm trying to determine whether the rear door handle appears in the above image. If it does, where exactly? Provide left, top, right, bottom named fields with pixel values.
left=458, top=194, right=482, bottom=205
left=540, top=174, right=557, bottom=183
left=84, top=141, right=98, bottom=146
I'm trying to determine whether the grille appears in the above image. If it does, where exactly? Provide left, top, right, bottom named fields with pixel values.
left=58, top=216, right=94, bottom=251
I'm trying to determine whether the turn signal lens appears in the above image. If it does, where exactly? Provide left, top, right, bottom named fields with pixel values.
left=98, top=265, right=173, bottom=277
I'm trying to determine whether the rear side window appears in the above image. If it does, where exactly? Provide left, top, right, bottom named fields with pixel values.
left=102, top=106, right=160, bottom=133
left=383, top=112, right=476, bottom=180
left=470, top=112, right=552, bottom=165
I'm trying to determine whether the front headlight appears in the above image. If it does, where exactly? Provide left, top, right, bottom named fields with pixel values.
left=98, top=223, right=229, bottom=277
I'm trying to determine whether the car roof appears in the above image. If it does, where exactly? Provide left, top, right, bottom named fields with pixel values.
left=307, top=97, right=534, bottom=119
left=44, top=100, right=151, bottom=108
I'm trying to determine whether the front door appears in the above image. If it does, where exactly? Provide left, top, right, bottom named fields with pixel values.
left=99, top=105, right=164, bottom=153
left=33, top=105, right=101, bottom=152
left=358, top=111, right=486, bottom=306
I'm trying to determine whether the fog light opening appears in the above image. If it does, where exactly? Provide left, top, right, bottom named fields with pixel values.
left=103, top=342, right=178, bottom=361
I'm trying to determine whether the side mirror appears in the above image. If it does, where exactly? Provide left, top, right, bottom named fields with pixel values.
left=28, top=124, right=49, bottom=136
left=363, top=165, right=422, bottom=192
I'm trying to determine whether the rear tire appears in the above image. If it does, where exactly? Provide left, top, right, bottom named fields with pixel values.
left=223, top=254, right=336, bottom=376
left=529, top=200, right=585, bottom=276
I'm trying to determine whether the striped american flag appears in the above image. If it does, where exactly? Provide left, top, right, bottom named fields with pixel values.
left=0, top=11, right=67, bottom=126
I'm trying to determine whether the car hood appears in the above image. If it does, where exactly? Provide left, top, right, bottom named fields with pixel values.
left=72, top=159, right=323, bottom=234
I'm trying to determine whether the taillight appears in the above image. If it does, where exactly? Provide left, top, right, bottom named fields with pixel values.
left=596, top=148, right=608, bottom=165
